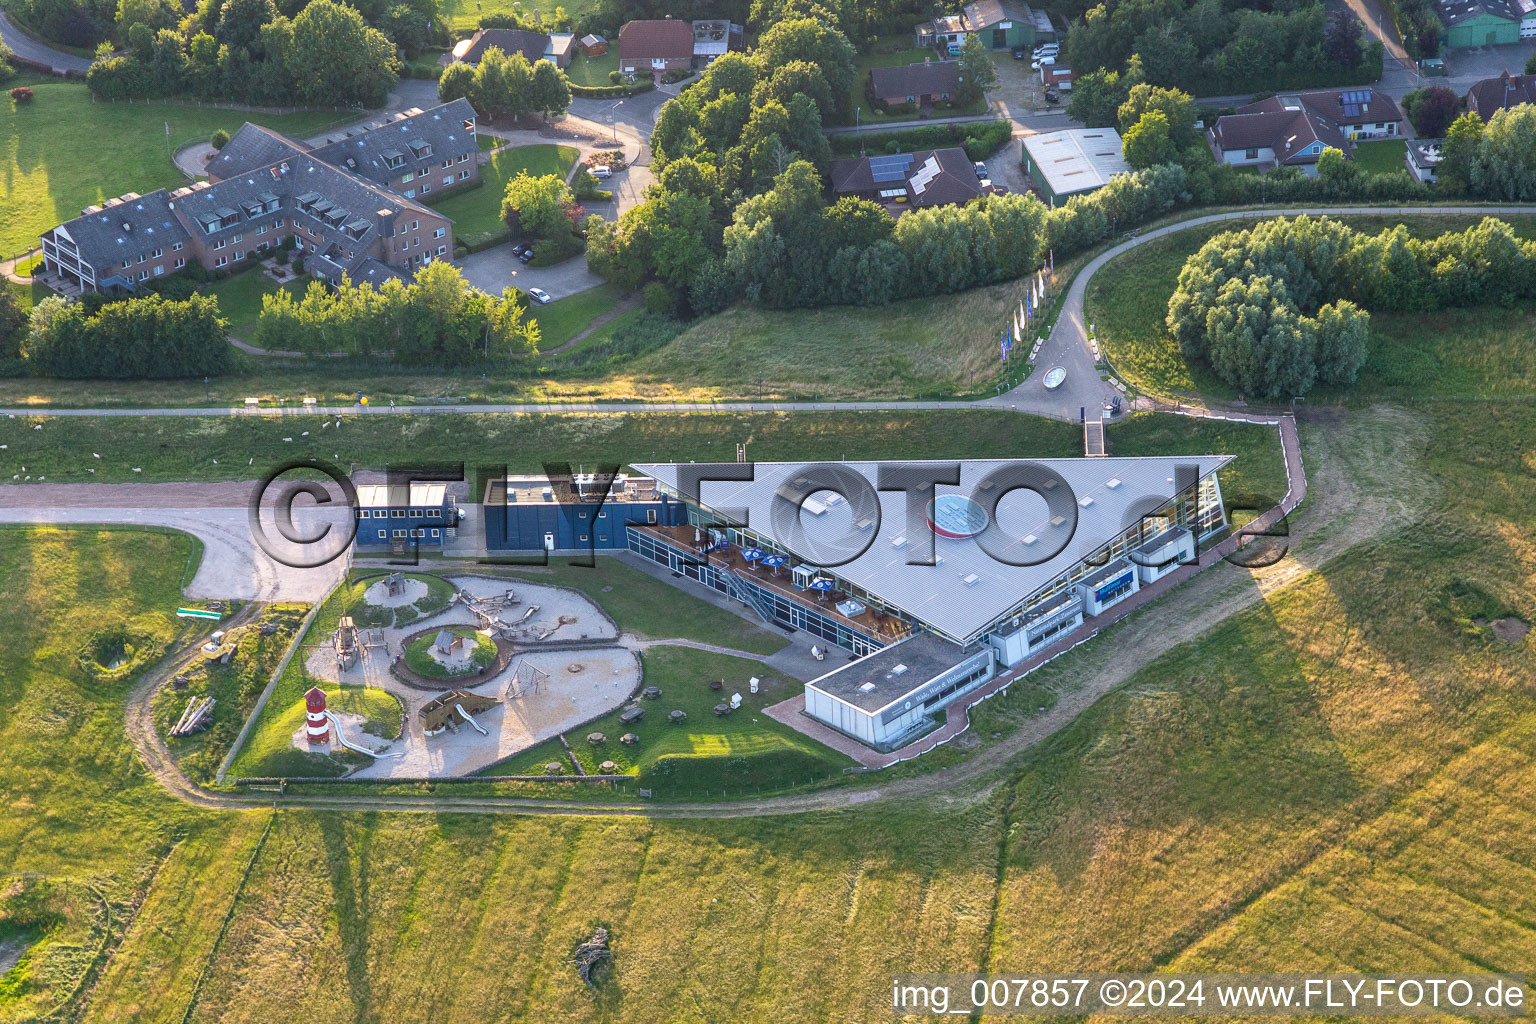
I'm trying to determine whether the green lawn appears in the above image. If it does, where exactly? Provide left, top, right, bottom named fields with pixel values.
left=1087, top=212, right=1536, bottom=403
left=428, top=143, right=579, bottom=249
left=202, top=265, right=305, bottom=340
left=566, top=49, right=619, bottom=88
left=526, top=282, right=622, bottom=350
left=493, top=557, right=790, bottom=656
left=487, top=646, right=854, bottom=796
left=0, top=77, right=359, bottom=257
left=1352, top=138, right=1408, bottom=175
left=0, top=409, right=1284, bottom=506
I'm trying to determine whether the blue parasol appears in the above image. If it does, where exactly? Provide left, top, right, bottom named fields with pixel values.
left=760, top=554, right=788, bottom=568
left=741, top=547, right=765, bottom=561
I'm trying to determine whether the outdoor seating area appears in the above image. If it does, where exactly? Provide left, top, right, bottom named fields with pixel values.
left=633, top=523, right=913, bottom=643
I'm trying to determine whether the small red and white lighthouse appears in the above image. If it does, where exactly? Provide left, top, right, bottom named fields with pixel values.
left=305, top=686, right=331, bottom=745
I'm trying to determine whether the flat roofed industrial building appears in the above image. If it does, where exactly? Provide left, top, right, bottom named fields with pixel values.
left=629, top=456, right=1229, bottom=749
left=1021, top=128, right=1130, bottom=205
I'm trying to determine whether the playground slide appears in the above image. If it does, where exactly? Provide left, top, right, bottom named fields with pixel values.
left=454, top=704, right=489, bottom=735
left=322, top=711, right=403, bottom=758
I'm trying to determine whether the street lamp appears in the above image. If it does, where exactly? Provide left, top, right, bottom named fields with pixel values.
left=610, top=98, right=623, bottom=143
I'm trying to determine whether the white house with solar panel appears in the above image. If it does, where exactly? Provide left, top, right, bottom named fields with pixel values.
left=628, top=456, right=1230, bottom=750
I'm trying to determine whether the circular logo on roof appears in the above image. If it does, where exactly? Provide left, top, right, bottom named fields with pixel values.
left=926, top=494, right=989, bottom=540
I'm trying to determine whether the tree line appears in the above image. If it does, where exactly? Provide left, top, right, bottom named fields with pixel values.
left=253, top=260, right=540, bottom=363
left=85, top=0, right=405, bottom=107
left=23, top=293, right=231, bottom=378
left=437, top=46, right=571, bottom=123
left=1169, top=215, right=1536, bottom=398
left=1064, top=0, right=1380, bottom=98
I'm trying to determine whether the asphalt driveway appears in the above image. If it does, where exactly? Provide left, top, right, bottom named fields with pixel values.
left=457, top=249, right=605, bottom=300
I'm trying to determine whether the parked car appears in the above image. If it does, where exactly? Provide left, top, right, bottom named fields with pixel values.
left=1011, top=45, right=1026, bottom=59
left=979, top=178, right=993, bottom=191
left=527, top=287, right=551, bottom=304
left=590, top=164, right=613, bottom=179
left=518, top=248, right=535, bottom=264
left=1032, top=55, right=1055, bottom=70
left=1033, top=42, right=1059, bottom=58
left=511, top=242, right=529, bottom=256
left=991, top=183, right=1011, bottom=195
left=973, top=161, right=988, bottom=178
left=1044, top=86, right=1061, bottom=103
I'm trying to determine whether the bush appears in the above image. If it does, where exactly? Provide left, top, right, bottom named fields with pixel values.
left=569, top=79, right=655, bottom=98
left=293, top=254, right=306, bottom=274
left=642, top=281, right=673, bottom=314
left=608, top=70, right=622, bottom=84
left=10, top=86, right=34, bottom=103
left=209, top=128, right=230, bottom=150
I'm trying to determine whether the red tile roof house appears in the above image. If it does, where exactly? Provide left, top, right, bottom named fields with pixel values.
left=448, top=27, right=574, bottom=68
left=869, top=60, right=961, bottom=109
left=618, top=18, right=695, bottom=75
left=1466, top=70, right=1536, bottom=120
left=1206, top=89, right=1403, bottom=174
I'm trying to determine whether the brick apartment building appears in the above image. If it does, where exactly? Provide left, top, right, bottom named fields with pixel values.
left=40, top=99, right=480, bottom=294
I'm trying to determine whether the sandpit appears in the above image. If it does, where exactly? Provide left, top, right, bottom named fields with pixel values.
left=364, top=576, right=429, bottom=608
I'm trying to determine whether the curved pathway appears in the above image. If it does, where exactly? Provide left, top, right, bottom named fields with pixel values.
left=6, top=205, right=1534, bottom=422
left=0, top=9, right=91, bottom=74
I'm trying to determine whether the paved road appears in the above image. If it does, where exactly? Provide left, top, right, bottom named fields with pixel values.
left=0, top=9, right=91, bottom=73
left=0, top=481, right=348, bottom=601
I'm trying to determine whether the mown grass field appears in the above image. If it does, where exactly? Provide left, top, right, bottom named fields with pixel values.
left=0, top=409, right=1287, bottom=506
left=0, top=76, right=358, bottom=257
left=0, top=272, right=1042, bottom=407
left=1087, top=212, right=1536, bottom=402
left=203, top=267, right=305, bottom=341
left=490, top=646, right=854, bottom=794
left=429, top=143, right=580, bottom=249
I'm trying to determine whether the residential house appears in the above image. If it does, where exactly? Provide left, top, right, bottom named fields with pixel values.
left=1466, top=70, right=1536, bottom=119
left=1434, top=0, right=1531, bottom=47
left=869, top=60, right=961, bottom=107
left=830, top=147, right=985, bottom=212
left=1021, top=128, right=1130, bottom=204
left=618, top=18, right=695, bottom=74
left=448, top=27, right=573, bottom=68
left=916, top=0, right=1053, bottom=54
left=1206, top=89, right=1403, bottom=174
left=40, top=100, right=477, bottom=294
left=1405, top=138, right=1444, bottom=182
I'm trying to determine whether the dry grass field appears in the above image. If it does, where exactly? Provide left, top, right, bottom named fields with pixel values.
left=6, top=396, right=1536, bottom=1021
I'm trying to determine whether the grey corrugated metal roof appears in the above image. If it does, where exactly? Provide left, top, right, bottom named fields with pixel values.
left=635, top=456, right=1231, bottom=642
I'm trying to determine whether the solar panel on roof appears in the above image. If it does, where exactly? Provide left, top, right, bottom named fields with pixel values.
left=868, top=153, right=915, bottom=183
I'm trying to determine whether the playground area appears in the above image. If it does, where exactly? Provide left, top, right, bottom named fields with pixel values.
left=299, top=574, right=639, bottom=778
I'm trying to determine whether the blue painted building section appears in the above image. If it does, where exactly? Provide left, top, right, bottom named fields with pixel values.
left=355, top=482, right=457, bottom=549
left=480, top=475, right=679, bottom=552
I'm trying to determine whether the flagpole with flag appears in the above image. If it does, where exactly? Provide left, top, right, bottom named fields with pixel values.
left=165, top=120, right=171, bottom=162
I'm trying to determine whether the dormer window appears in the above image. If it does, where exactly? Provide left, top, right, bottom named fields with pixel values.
left=383, top=149, right=406, bottom=169
left=408, top=139, right=432, bottom=158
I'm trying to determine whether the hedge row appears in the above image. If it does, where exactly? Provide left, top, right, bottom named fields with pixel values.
left=570, top=79, right=656, bottom=99
left=830, top=119, right=1013, bottom=161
